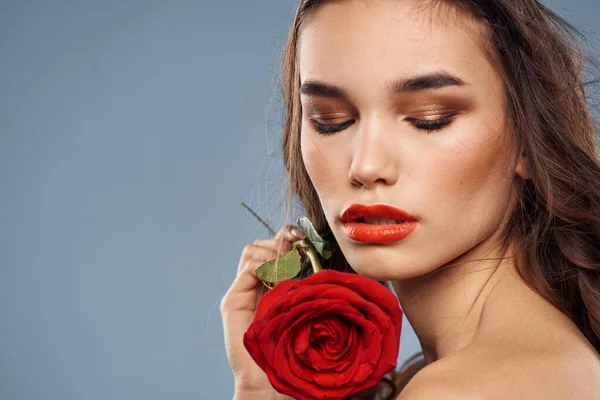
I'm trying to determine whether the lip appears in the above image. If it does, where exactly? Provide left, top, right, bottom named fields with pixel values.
left=340, top=203, right=418, bottom=243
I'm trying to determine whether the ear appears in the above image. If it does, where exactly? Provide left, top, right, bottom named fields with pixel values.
left=515, top=150, right=531, bottom=180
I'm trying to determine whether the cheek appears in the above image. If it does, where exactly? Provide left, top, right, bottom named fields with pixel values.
left=424, top=126, right=516, bottom=231
left=300, top=130, right=354, bottom=231
left=300, top=132, right=321, bottom=191
left=300, top=131, right=346, bottom=200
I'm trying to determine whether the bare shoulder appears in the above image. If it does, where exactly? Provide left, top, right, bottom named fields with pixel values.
left=396, top=341, right=600, bottom=400
left=394, top=358, right=480, bottom=400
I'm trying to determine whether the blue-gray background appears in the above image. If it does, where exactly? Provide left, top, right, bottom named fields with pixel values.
left=0, top=1, right=598, bottom=399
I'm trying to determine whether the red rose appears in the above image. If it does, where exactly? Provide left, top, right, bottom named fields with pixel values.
left=243, top=269, right=403, bottom=400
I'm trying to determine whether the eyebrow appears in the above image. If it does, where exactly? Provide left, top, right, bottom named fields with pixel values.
left=299, top=72, right=466, bottom=98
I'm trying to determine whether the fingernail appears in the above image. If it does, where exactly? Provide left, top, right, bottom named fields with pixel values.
left=291, top=228, right=305, bottom=239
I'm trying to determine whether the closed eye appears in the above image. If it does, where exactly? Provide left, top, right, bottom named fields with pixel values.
left=405, top=114, right=457, bottom=133
left=310, top=114, right=457, bottom=135
left=311, top=119, right=356, bottom=134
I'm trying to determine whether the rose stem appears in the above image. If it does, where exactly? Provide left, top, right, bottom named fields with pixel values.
left=240, top=201, right=322, bottom=272
left=240, top=202, right=277, bottom=237
left=304, top=247, right=323, bottom=273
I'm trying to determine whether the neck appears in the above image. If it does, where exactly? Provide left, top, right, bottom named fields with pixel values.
left=392, top=237, right=517, bottom=364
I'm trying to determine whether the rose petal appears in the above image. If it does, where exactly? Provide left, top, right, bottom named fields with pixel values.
left=292, top=321, right=313, bottom=355
left=302, top=285, right=400, bottom=375
left=253, top=278, right=299, bottom=320
left=293, top=318, right=348, bottom=372
left=271, top=329, right=316, bottom=390
left=244, top=270, right=404, bottom=400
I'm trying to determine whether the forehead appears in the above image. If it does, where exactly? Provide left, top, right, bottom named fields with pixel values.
left=298, top=1, right=493, bottom=91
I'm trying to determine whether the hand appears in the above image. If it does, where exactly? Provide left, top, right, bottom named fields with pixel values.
left=220, top=225, right=304, bottom=399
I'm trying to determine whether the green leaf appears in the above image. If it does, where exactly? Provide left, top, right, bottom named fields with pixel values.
left=256, top=248, right=302, bottom=283
left=297, top=217, right=329, bottom=258
left=322, top=250, right=332, bottom=260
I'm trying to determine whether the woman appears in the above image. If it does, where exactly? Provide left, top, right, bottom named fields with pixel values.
left=221, top=0, right=600, bottom=399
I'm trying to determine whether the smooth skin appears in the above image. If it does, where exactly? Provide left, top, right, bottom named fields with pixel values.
left=223, top=1, right=600, bottom=399
left=298, top=1, right=600, bottom=399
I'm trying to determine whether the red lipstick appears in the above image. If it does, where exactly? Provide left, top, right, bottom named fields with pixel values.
left=340, top=203, right=418, bottom=243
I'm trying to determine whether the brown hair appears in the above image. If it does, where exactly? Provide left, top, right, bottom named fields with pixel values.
left=279, top=0, right=600, bottom=398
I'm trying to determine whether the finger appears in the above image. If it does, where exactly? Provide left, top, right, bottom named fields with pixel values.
left=237, top=244, right=278, bottom=274
left=253, top=238, right=293, bottom=254
left=274, top=224, right=305, bottom=241
left=224, top=259, right=270, bottom=312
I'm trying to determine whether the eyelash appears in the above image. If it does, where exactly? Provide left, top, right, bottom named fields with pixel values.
left=311, top=115, right=456, bottom=135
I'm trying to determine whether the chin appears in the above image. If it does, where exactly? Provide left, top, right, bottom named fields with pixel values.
left=356, top=267, right=427, bottom=282
left=340, top=244, right=434, bottom=281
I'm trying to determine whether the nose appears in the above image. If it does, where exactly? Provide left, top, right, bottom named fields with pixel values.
left=348, top=117, right=400, bottom=189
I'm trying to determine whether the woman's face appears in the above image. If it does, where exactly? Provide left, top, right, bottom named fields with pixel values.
left=299, top=1, right=528, bottom=280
